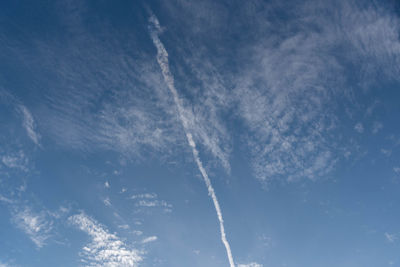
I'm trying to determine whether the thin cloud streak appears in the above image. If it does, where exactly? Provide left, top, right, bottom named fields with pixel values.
left=141, top=236, right=157, bottom=244
left=148, top=13, right=235, bottom=267
left=18, top=105, right=40, bottom=146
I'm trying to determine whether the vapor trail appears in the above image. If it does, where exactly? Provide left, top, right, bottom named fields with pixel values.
left=148, top=13, right=235, bottom=267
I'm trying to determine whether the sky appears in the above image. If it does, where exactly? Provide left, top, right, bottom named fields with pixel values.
left=1, top=0, right=400, bottom=266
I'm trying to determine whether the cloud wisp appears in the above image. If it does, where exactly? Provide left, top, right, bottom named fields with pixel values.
left=18, top=105, right=40, bottom=146
left=69, top=212, right=142, bottom=267
left=12, top=207, right=53, bottom=248
left=141, top=236, right=157, bottom=244
left=148, top=12, right=235, bottom=267
left=130, top=192, right=172, bottom=213
left=237, top=263, right=263, bottom=267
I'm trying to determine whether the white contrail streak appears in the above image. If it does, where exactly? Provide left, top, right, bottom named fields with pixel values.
left=148, top=13, right=235, bottom=267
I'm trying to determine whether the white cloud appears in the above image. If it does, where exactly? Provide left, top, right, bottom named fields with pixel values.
left=2, top=0, right=399, bottom=186
left=104, top=181, right=110, bottom=188
left=228, top=0, right=400, bottom=183
left=1, top=151, right=29, bottom=172
left=135, top=200, right=170, bottom=208
left=233, top=20, right=342, bottom=183
left=96, top=103, right=174, bottom=156
left=385, top=232, right=397, bottom=243
left=130, top=193, right=157, bottom=200
left=394, top=167, right=400, bottom=175
left=131, top=192, right=172, bottom=213
left=132, top=230, right=143, bottom=236
left=354, top=123, right=364, bottom=133
left=12, top=207, right=53, bottom=248
left=0, top=195, right=14, bottom=204
left=29, top=9, right=180, bottom=158
left=69, top=212, right=142, bottom=267
left=141, top=236, right=157, bottom=244
left=103, top=197, right=111, bottom=207
left=18, top=105, right=40, bottom=146
left=157, top=0, right=400, bottom=186
left=48, top=205, right=71, bottom=219
left=118, top=224, right=130, bottom=230
left=341, top=1, right=400, bottom=82
left=237, top=263, right=263, bottom=267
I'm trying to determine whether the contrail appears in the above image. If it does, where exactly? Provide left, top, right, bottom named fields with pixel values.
left=148, top=13, right=235, bottom=267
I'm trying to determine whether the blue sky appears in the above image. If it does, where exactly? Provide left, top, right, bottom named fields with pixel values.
left=1, top=0, right=400, bottom=266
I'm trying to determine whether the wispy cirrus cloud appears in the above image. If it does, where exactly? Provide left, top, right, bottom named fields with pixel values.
left=141, top=236, right=157, bottom=244
left=1, top=192, right=71, bottom=250
left=18, top=105, right=40, bottom=146
left=354, top=123, right=364, bottom=134
left=11, top=207, right=53, bottom=248
left=69, top=212, right=142, bottom=267
left=103, top=197, right=112, bottom=207
left=160, top=0, right=400, bottom=185
left=4, top=0, right=232, bottom=173
left=161, top=0, right=343, bottom=183
left=234, top=31, right=341, bottom=183
left=1, top=0, right=399, bottom=186
left=237, top=263, right=263, bottom=267
left=231, top=0, right=400, bottom=183
left=40, top=54, right=177, bottom=156
left=130, top=193, right=157, bottom=200
left=8, top=2, right=181, bottom=159
left=0, top=195, right=14, bottom=204
left=130, top=192, right=172, bottom=213
left=1, top=151, right=29, bottom=172
left=0, top=90, right=40, bottom=146
left=339, top=1, right=400, bottom=82
left=385, top=232, right=397, bottom=243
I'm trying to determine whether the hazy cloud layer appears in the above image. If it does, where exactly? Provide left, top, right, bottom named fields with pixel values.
left=2, top=0, right=399, bottom=184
